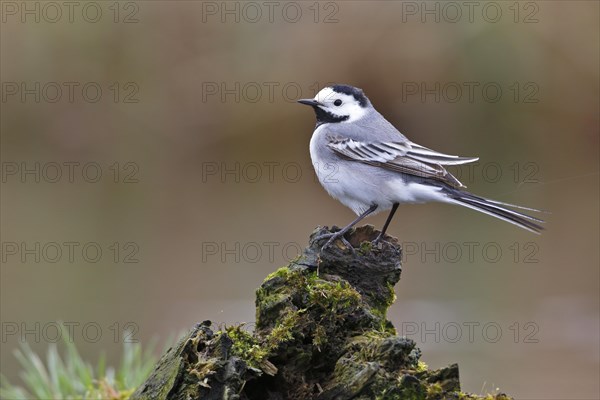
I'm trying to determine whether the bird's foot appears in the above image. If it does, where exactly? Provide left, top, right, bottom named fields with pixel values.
left=313, top=230, right=356, bottom=256
left=370, top=233, right=388, bottom=250
left=372, top=233, right=384, bottom=244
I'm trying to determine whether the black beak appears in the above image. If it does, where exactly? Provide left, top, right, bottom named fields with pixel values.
left=297, top=99, right=321, bottom=107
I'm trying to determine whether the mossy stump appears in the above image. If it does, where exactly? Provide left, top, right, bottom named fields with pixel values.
left=131, top=225, right=512, bottom=400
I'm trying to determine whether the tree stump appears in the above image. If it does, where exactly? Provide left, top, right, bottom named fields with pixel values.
left=130, top=225, right=512, bottom=400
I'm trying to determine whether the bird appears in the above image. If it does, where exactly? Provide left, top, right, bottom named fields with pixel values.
left=297, top=84, right=544, bottom=251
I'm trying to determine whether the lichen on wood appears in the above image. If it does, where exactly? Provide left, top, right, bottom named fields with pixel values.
left=130, top=225, right=512, bottom=400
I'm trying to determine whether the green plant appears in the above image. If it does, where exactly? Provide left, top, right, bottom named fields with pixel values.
left=0, top=325, right=162, bottom=400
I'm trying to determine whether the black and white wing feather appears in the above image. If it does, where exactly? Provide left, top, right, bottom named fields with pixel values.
left=327, top=137, right=478, bottom=188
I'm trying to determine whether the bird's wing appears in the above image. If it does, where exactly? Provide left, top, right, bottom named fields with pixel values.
left=327, top=137, right=478, bottom=188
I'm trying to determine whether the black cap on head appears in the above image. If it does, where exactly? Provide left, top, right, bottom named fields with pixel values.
left=331, top=84, right=369, bottom=107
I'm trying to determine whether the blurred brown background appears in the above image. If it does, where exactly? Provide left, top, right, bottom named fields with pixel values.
left=1, top=1, right=598, bottom=398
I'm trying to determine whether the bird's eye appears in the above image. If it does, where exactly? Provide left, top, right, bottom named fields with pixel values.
left=334, top=99, right=342, bottom=106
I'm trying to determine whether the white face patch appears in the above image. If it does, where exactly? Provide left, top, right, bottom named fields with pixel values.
left=313, top=87, right=368, bottom=123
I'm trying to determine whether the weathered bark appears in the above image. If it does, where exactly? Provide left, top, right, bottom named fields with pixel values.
left=131, top=225, right=512, bottom=400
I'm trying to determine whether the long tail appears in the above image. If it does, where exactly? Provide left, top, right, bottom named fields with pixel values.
left=443, top=188, right=545, bottom=234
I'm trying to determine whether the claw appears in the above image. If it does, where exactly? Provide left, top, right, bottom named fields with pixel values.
left=313, top=231, right=357, bottom=256
left=312, top=231, right=337, bottom=243
left=339, top=236, right=357, bottom=256
left=310, top=205, right=379, bottom=257
left=372, top=233, right=384, bottom=245
left=371, top=240, right=384, bottom=251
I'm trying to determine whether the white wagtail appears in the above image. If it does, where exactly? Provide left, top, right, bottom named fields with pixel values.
left=298, top=84, right=544, bottom=250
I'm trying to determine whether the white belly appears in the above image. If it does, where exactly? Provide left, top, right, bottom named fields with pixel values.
left=309, top=126, right=446, bottom=215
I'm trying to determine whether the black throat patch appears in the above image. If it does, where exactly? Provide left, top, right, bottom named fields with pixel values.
left=313, top=106, right=349, bottom=127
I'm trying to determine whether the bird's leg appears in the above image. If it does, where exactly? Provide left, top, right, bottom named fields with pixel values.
left=373, top=203, right=399, bottom=244
left=314, top=204, right=378, bottom=252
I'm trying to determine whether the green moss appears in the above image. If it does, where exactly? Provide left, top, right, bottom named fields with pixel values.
left=370, top=372, right=428, bottom=400
left=361, top=328, right=394, bottom=341
left=370, top=317, right=396, bottom=337
left=263, top=266, right=292, bottom=282
left=307, top=279, right=362, bottom=312
left=370, top=281, right=397, bottom=321
left=398, top=374, right=427, bottom=399
left=257, top=267, right=373, bottom=362
left=312, top=324, right=327, bottom=350
left=455, top=391, right=512, bottom=400
left=255, top=290, right=290, bottom=326
left=225, top=326, right=269, bottom=370
left=416, top=361, right=429, bottom=373
left=266, top=310, right=303, bottom=349
left=359, top=240, right=373, bottom=255
left=262, top=268, right=363, bottom=317
left=426, top=382, right=443, bottom=398
left=375, top=389, right=403, bottom=400
left=385, top=281, right=398, bottom=306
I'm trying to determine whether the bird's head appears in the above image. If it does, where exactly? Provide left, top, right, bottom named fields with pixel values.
left=298, top=84, right=371, bottom=125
